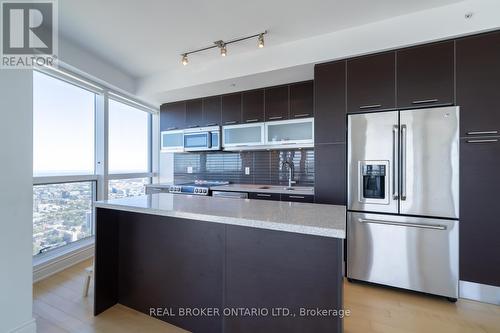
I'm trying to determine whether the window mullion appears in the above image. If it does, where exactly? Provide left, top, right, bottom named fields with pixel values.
left=95, top=93, right=108, bottom=201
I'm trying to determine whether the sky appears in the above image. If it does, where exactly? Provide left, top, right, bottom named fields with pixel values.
left=33, top=71, right=149, bottom=176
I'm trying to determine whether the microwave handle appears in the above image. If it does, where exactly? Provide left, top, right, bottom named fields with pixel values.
left=207, top=132, right=212, bottom=148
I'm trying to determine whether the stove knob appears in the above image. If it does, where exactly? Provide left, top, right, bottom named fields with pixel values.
left=195, top=188, right=199, bottom=193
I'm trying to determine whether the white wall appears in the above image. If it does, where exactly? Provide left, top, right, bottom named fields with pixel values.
left=0, top=71, right=36, bottom=333
left=138, top=0, right=500, bottom=103
left=58, top=36, right=137, bottom=95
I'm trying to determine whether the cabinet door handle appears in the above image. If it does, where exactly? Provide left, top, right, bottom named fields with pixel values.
left=167, top=126, right=177, bottom=130
left=224, top=121, right=237, bottom=125
left=256, top=193, right=271, bottom=197
left=466, top=130, right=498, bottom=135
left=268, top=116, right=283, bottom=120
left=358, top=218, right=446, bottom=230
left=293, top=113, right=310, bottom=118
left=466, top=139, right=498, bottom=144
left=206, top=123, right=218, bottom=126
left=246, top=119, right=259, bottom=123
left=359, top=104, right=382, bottom=110
left=412, top=99, right=438, bottom=105
left=288, top=195, right=305, bottom=199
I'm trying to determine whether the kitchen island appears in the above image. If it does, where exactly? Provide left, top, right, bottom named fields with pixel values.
left=94, top=194, right=346, bottom=333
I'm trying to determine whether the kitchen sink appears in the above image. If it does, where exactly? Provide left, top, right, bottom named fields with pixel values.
left=258, top=186, right=271, bottom=189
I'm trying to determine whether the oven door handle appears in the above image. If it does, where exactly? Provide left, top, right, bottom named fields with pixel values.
left=358, top=218, right=446, bottom=230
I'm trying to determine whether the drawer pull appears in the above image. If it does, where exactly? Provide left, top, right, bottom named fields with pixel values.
left=167, top=126, right=177, bottom=130
left=288, top=195, right=305, bottom=199
left=246, top=119, right=259, bottom=123
left=206, top=123, right=218, bottom=126
left=412, top=99, right=438, bottom=105
left=466, top=130, right=498, bottom=135
left=359, top=104, right=382, bottom=110
left=268, top=116, right=284, bottom=120
left=466, top=139, right=498, bottom=144
left=224, top=121, right=237, bottom=125
left=256, top=193, right=272, bottom=197
left=359, top=218, right=446, bottom=230
left=293, top=113, right=310, bottom=118
left=188, top=125, right=199, bottom=128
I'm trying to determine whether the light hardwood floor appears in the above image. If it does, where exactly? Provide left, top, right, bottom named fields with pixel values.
left=34, top=259, right=500, bottom=333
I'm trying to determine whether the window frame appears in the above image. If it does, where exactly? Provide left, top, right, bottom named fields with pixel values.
left=32, top=66, right=159, bottom=258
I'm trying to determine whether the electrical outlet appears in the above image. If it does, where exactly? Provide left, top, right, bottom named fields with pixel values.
left=187, top=166, right=193, bottom=174
left=245, top=167, right=250, bottom=175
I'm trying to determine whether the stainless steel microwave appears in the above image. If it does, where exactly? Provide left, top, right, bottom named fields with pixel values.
left=183, top=126, right=221, bottom=151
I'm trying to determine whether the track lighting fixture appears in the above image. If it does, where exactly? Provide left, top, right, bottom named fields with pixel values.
left=181, top=54, right=188, bottom=66
left=180, top=30, right=268, bottom=65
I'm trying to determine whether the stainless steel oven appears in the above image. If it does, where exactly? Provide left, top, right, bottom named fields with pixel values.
left=183, top=126, right=221, bottom=152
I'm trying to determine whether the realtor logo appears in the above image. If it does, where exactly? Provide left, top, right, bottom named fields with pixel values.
left=1, top=0, right=58, bottom=68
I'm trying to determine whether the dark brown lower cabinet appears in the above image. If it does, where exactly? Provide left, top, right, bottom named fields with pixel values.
left=248, top=192, right=281, bottom=201
left=314, top=143, right=346, bottom=205
left=460, top=138, right=500, bottom=287
left=225, top=225, right=343, bottom=333
left=281, top=193, right=314, bottom=203
left=95, top=208, right=344, bottom=333
left=97, top=209, right=225, bottom=332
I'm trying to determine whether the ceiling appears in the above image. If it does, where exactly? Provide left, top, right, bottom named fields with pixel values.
left=59, top=0, right=465, bottom=81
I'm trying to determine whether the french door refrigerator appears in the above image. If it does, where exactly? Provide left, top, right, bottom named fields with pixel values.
left=347, top=106, right=459, bottom=300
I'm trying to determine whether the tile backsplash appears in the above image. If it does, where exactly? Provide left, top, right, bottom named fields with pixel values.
left=174, top=149, right=314, bottom=186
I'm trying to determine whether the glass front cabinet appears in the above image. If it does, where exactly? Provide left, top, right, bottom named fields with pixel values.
left=265, top=118, right=314, bottom=145
left=160, top=129, right=184, bottom=152
left=222, top=122, right=265, bottom=148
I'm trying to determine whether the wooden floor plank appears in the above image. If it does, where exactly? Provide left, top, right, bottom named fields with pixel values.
left=33, top=258, right=500, bottom=333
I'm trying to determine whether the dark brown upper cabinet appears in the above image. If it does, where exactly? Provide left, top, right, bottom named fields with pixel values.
left=221, top=93, right=242, bottom=125
left=185, top=99, right=203, bottom=128
left=315, top=61, right=347, bottom=144
left=265, top=85, right=289, bottom=121
left=347, top=52, right=396, bottom=113
left=160, top=101, right=186, bottom=131
left=242, top=89, right=265, bottom=123
left=290, top=81, right=314, bottom=119
left=460, top=138, right=500, bottom=287
left=202, top=96, right=222, bottom=126
left=314, top=143, right=346, bottom=205
left=397, top=41, right=455, bottom=108
left=457, top=32, right=500, bottom=137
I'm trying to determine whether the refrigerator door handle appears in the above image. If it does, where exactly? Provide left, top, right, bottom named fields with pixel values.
left=401, top=124, right=407, bottom=201
left=358, top=218, right=447, bottom=230
left=392, top=125, right=399, bottom=200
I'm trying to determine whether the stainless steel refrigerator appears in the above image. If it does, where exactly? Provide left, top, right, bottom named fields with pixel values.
left=347, top=106, right=459, bottom=300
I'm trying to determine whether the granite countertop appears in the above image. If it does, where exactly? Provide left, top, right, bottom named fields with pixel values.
left=210, top=183, right=315, bottom=195
left=94, top=194, right=345, bottom=239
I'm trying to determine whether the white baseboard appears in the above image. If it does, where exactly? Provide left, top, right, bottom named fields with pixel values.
left=33, top=240, right=94, bottom=283
left=460, top=280, right=500, bottom=305
left=9, top=318, right=36, bottom=333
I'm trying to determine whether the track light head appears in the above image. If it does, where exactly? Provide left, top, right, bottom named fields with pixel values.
left=181, top=54, right=188, bottom=66
left=221, top=44, right=227, bottom=57
left=258, top=33, right=265, bottom=48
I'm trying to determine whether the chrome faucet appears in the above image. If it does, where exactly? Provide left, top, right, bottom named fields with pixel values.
left=282, top=160, right=296, bottom=189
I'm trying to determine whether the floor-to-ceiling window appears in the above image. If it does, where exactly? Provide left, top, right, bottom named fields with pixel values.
left=107, top=98, right=152, bottom=199
left=32, top=69, right=156, bottom=256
